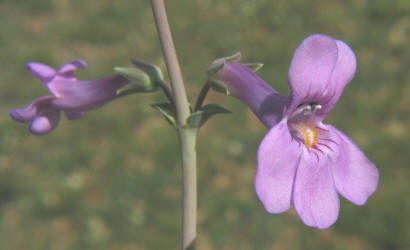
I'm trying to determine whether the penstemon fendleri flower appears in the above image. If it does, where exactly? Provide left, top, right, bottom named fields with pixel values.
left=10, top=60, right=134, bottom=135
left=209, top=34, right=379, bottom=229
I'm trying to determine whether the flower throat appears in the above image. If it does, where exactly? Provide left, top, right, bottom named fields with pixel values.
left=289, top=103, right=322, bottom=149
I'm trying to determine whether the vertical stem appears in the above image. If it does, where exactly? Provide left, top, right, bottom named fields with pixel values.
left=179, top=127, right=197, bottom=250
left=150, top=0, right=189, bottom=121
left=150, top=1, right=197, bottom=250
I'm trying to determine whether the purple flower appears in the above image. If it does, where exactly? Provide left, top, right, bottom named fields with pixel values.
left=10, top=60, right=131, bottom=135
left=213, top=60, right=287, bottom=128
left=213, top=34, right=379, bottom=229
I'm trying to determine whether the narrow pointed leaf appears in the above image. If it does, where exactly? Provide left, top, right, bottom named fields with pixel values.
left=151, top=102, right=177, bottom=127
left=131, top=59, right=164, bottom=83
left=200, top=104, right=231, bottom=125
left=186, top=111, right=203, bottom=128
left=114, top=67, right=158, bottom=92
left=116, top=83, right=144, bottom=95
left=208, top=79, right=231, bottom=96
left=186, top=103, right=231, bottom=128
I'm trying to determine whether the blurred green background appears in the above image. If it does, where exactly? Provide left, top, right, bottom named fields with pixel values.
left=1, top=0, right=409, bottom=249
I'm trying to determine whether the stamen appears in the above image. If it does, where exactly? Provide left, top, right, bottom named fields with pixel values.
left=303, top=106, right=313, bottom=115
left=311, top=104, right=322, bottom=111
left=292, top=104, right=312, bottom=117
left=291, top=103, right=322, bottom=118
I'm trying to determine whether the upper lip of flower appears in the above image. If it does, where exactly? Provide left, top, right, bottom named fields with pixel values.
left=284, top=34, right=357, bottom=123
left=9, top=60, right=131, bottom=135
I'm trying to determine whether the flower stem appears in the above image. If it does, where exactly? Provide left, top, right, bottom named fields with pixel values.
left=194, top=81, right=211, bottom=111
left=159, top=79, right=175, bottom=105
left=150, top=1, right=197, bottom=249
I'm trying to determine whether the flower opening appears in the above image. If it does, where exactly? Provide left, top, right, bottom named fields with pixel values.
left=288, top=103, right=323, bottom=149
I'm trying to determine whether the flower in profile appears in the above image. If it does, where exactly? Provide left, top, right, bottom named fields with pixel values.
left=10, top=60, right=132, bottom=135
left=210, top=34, right=379, bottom=229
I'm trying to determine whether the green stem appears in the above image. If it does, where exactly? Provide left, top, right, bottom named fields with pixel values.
left=194, top=81, right=211, bottom=111
left=150, top=1, right=197, bottom=250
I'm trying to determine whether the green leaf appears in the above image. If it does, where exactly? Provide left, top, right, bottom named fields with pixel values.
left=116, top=83, right=146, bottom=95
left=114, top=60, right=165, bottom=94
left=186, top=104, right=231, bottom=128
left=200, top=104, right=231, bottom=125
left=208, top=79, right=230, bottom=96
left=186, top=111, right=203, bottom=128
left=151, top=102, right=177, bottom=127
left=131, top=59, right=164, bottom=83
left=114, top=67, right=158, bottom=93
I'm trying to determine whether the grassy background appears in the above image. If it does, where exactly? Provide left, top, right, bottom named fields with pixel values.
left=1, top=0, right=409, bottom=249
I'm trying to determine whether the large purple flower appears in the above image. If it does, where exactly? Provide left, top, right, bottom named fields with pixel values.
left=10, top=60, right=131, bottom=135
left=212, top=34, right=379, bottom=229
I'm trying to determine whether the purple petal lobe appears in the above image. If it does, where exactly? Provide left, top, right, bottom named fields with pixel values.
left=286, top=34, right=338, bottom=116
left=256, top=120, right=302, bottom=213
left=26, top=63, right=56, bottom=83
left=328, top=126, right=379, bottom=205
left=10, top=107, right=38, bottom=123
left=9, top=96, right=56, bottom=122
left=293, top=151, right=340, bottom=229
left=217, top=62, right=287, bottom=128
left=58, top=60, right=87, bottom=74
left=29, top=108, right=61, bottom=135
left=316, top=40, right=357, bottom=120
left=54, top=60, right=87, bottom=82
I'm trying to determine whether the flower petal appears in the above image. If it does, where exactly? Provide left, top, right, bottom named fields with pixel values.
left=216, top=62, right=287, bottom=128
left=293, top=150, right=340, bottom=229
left=255, top=120, right=302, bottom=213
left=316, top=40, right=357, bottom=120
left=9, top=96, right=56, bottom=122
left=51, top=74, right=130, bottom=111
left=26, top=63, right=56, bottom=83
left=286, top=34, right=338, bottom=116
left=29, top=108, right=61, bottom=135
left=58, top=59, right=87, bottom=78
left=47, top=60, right=88, bottom=95
left=328, top=126, right=379, bottom=205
